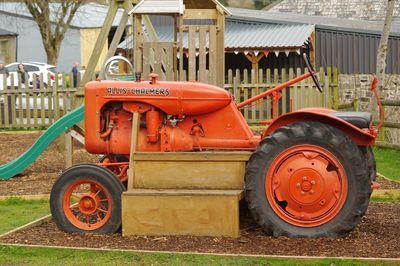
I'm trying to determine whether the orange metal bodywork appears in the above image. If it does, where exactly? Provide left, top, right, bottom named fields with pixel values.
left=264, top=108, right=376, bottom=146
left=84, top=80, right=259, bottom=155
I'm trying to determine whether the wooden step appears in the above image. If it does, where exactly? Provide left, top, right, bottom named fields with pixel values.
left=122, top=189, right=244, bottom=237
left=130, top=151, right=252, bottom=190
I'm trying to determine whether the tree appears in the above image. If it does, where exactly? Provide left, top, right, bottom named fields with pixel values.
left=23, top=0, right=85, bottom=65
left=376, top=0, right=396, bottom=94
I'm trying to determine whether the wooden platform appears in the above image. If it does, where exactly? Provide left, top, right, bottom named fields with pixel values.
left=122, top=189, right=244, bottom=237
left=123, top=118, right=250, bottom=238
left=130, top=151, right=251, bottom=190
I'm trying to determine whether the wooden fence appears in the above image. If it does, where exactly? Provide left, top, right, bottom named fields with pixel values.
left=224, top=67, right=339, bottom=123
left=0, top=73, right=77, bottom=129
left=0, top=67, right=338, bottom=129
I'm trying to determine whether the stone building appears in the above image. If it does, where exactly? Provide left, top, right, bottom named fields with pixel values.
left=268, top=0, right=400, bottom=21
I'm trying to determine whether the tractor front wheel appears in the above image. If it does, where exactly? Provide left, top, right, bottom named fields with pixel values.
left=245, top=122, right=370, bottom=237
left=50, top=164, right=124, bottom=234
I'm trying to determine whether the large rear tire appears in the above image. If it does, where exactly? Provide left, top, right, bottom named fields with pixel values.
left=359, top=146, right=376, bottom=183
left=50, top=164, right=124, bottom=234
left=245, top=122, right=370, bottom=237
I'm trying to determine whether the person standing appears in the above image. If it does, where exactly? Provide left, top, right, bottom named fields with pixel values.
left=0, top=61, right=9, bottom=77
left=72, top=62, right=79, bottom=88
left=0, top=60, right=9, bottom=91
left=17, top=63, right=28, bottom=86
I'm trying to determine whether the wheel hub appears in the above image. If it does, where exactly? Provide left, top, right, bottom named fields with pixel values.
left=63, top=179, right=112, bottom=231
left=288, top=169, right=325, bottom=205
left=78, top=194, right=99, bottom=215
left=266, top=145, right=347, bottom=227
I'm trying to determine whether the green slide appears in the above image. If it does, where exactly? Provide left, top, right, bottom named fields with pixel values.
left=0, top=105, right=85, bottom=180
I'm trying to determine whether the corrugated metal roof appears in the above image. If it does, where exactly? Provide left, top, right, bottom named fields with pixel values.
left=129, top=0, right=184, bottom=15
left=228, top=7, right=400, bottom=37
left=0, top=28, right=17, bottom=36
left=225, top=20, right=314, bottom=49
left=118, top=20, right=314, bottom=51
left=0, top=2, right=127, bottom=29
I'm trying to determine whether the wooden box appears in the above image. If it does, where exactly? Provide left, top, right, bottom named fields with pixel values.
left=130, top=152, right=251, bottom=190
left=122, top=189, right=243, bottom=237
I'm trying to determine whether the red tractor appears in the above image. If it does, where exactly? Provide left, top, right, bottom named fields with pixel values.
left=50, top=55, right=380, bottom=237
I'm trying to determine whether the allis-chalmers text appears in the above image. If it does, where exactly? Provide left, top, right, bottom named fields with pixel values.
left=106, top=87, right=170, bottom=96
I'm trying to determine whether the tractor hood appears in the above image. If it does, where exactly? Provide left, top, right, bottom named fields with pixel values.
left=85, top=80, right=232, bottom=116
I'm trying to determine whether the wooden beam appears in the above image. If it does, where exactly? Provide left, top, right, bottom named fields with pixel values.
left=65, top=132, right=73, bottom=168
left=79, top=1, right=119, bottom=88
left=216, top=11, right=225, bottom=88
left=309, top=31, right=316, bottom=66
left=183, top=9, right=217, bottom=20
left=133, top=14, right=143, bottom=74
left=99, top=7, right=130, bottom=78
left=178, top=16, right=184, bottom=81
left=127, top=112, right=141, bottom=190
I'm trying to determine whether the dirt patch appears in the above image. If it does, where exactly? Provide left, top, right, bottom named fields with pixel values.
left=1, top=202, right=399, bottom=258
left=376, top=175, right=400, bottom=190
left=0, top=132, right=98, bottom=196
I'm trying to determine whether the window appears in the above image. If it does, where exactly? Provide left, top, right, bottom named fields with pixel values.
left=24, top=65, right=40, bottom=72
left=47, top=67, right=57, bottom=73
left=6, top=63, right=18, bottom=72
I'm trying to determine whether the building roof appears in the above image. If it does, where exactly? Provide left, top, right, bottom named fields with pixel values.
left=118, top=19, right=314, bottom=52
left=129, top=0, right=184, bottom=15
left=0, top=2, right=127, bottom=29
left=228, top=7, right=400, bottom=37
left=0, top=28, right=17, bottom=36
left=225, top=20, right=313, bottom=50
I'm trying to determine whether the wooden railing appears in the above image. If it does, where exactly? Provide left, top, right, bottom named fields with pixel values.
left=0, top=73, right=77, bottom=129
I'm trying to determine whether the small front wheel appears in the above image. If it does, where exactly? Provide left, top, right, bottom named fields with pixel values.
left=50, top=164, right=124, bottom=234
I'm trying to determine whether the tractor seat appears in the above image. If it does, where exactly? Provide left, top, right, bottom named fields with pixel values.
left=331, top=112, right=372, bottom=129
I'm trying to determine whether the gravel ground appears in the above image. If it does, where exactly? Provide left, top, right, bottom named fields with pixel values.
left=1, top=203, right=399, bottom=258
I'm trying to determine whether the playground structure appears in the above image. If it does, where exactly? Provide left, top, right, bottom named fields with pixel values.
left=0, top=0, right=383, bottom=238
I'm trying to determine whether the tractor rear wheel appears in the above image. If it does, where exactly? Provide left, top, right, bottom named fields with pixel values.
left=245, top=121, right=370, bottom=237
left=50, top=164, right=124, bottom=234
left=359, top=146, right=376, bottom=182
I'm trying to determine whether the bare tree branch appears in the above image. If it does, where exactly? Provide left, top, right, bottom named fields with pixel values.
left=23, top=0, right=85, bottom=65
left=373, top=0, right=396, bottom=118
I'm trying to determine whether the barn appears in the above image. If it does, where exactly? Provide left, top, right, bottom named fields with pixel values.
left=0, top=28, right=17, bottom=64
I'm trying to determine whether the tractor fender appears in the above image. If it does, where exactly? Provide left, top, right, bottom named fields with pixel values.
left=263, top=108, right=376, bottom=146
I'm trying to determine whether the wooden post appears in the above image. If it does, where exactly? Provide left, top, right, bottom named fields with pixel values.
left=127, top=112, right=141, bottom=190
left=79, top=1, right=119, bottom=85
left=216, top=11, right=225, bottom=88
left=178, top=16, right=184, bottom=81
left=99, top=2, right=132, bottom=79
left=133, top=14, right=143, bottom=75
left=309, top=31, right=316, bottom=67
left=65, top=131, right=73, bottom=168
left=245, top=52, right=264, bottom=87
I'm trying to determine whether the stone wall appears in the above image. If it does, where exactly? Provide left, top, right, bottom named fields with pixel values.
left=339, top=74, right=400, bottom=145
left=269, top=0, right=400, bottom=21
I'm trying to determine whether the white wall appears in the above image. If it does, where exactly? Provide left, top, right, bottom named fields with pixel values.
left=0, top=13, right=81, bottom=72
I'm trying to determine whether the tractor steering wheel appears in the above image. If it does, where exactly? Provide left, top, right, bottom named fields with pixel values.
left=303, top=53, right=323, bottom=93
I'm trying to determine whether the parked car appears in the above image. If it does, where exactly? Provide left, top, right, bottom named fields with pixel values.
left=0, top=62, right=64, bottom=109
left=4, top=62, right=62, bottom=87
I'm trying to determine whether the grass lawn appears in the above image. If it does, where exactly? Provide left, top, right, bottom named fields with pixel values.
left=0, top=197, right=49, bottom=234
left=0, top=246, right=395, bottom=266
left=374, top=147, right=400, bottom=181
